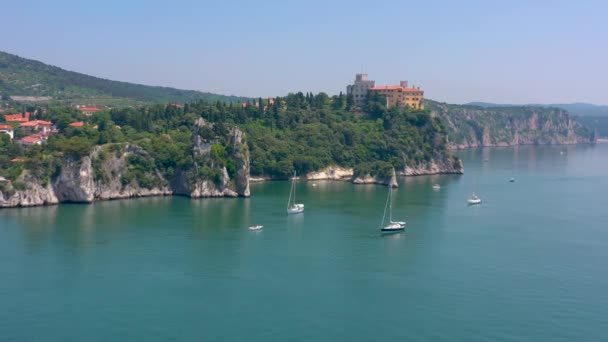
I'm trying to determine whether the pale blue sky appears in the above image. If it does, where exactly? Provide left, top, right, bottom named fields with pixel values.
left=4, top=0, right=607, bottom=104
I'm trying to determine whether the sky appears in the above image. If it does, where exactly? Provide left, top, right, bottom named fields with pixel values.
left=3, top=0, right=608, bottom=104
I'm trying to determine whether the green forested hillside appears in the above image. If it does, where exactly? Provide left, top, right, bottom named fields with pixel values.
left=0, top=92, right=459, bottom=187
left=0, top=51, right=248, bottom=105
left=575, top=116, right=608, bottom=138
left=467, top=102, right=608, bottom=117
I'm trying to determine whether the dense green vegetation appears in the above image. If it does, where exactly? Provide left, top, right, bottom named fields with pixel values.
left=189, top=92, right=453, bottom=178
left=0, top=50, right=249, bottom=106
left=468, top=102, right=608, bottom=117
left=575, top=116, right=608, bottom=138
left=0, top=92, right=457, bottom=188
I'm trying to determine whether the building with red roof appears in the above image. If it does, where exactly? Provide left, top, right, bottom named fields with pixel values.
left=79, top=107, right=102, bottom=116
left=69, top=121, right=85, bottom=127
left=19, top=120, right=53, bottom=133
left=0, top=124, right=14, bottom=139
left=4, top=112, right=30, bottom=123
left=369, top=81, right=424, bottom=109
left=346, top=74, right=424, bottom=109
left=10, top=157, right=26, bottom=163
left=20, top=134, right=45, bottom=146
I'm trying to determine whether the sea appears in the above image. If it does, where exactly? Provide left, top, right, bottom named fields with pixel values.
left=1, top=144, right=607, bottom=341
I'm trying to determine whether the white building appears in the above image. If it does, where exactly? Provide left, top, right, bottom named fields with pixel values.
left=346, top=73, right=375, bottom=105
left=0, top=125, right=14, bottom=140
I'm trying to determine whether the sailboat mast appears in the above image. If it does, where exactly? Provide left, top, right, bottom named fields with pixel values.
left=287, top=173, right=294, bottom=209
left=389, top=187, right=393, bottom=223
left=380, top=187, right=390, bottom=228
left=292, top=171, right=296, bottom=204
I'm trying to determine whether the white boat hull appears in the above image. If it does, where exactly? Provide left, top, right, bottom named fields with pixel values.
left=467, top=199, right=482, bottom=205
left=249, top=225, right=263, bottom=231
left=287, top=204, right=304, bottom=214
left=381, top=223, right=405, bottom=232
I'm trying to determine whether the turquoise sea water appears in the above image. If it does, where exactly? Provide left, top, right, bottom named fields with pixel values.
left=1, top=144, right=607, bottom=341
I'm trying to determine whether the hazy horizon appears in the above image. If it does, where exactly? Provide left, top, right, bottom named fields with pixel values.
left=3, top=0, right=607, bottom=105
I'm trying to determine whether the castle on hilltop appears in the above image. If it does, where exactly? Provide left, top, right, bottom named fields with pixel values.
left=346, top=73, right=424, bottom=109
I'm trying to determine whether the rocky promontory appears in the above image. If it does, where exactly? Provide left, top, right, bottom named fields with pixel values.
left=0, top=119, right=250, bottom=208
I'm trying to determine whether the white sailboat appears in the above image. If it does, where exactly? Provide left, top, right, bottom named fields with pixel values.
left=432, top=184, right=441, bottom=190
left=287, top=171, right=304, bottom=214
left=381, top=186, right=405, bottom=232
left=467, top=193, right=482, bottom=205
left=467, top=179, right=482, bottom=205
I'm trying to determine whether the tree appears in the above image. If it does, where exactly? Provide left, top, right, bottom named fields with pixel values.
left=346, top=93, right=354, bottom=110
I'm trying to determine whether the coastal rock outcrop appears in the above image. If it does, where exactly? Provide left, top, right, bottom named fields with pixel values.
left=53, top=157, right=95, bottom=203
left=0, top=120, right=251, bottom=208
left=352, top=167, right=398, bottom=187
left=305, top=166, right=353, bottom=181
left=401, top=156, right=463, bottom=176
left=0, top=174, right=59, bottom=208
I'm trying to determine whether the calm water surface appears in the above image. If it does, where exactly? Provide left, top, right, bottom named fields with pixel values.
left=1, top=145, right=607, bottom=341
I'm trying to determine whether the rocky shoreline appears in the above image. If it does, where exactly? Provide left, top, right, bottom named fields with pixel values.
left=0, top=157, right=463, bottom=208
left=448, top=140, right=596, bottom=150
left=10, top=136, right=599, bottom=209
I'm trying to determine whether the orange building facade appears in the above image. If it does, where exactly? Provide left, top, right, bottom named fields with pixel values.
left=369, top=81, right=424, bottom=109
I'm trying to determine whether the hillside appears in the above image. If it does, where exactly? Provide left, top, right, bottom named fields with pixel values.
left=1, top=94, right=463, bottom=207
left=427, top=100, right=596, bottom=148
left=467, top=102, right=608, bottom=117
left=0, top=51, right=248, bottom=105
left=575, top=116, right=608, bottom=138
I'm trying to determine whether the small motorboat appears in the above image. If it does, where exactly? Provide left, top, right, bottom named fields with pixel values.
left=432, top=184, right=441, bottom=190
left=249, top=225, right=263, bottom=231
left=312, top=183, right=317, bottom=187
left=467, top=193, right=482, bottom=205
left=509, top=178, right=515, bottom=183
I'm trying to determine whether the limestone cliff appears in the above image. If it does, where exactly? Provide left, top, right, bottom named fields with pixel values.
left=352, top=168, right=399, bottom=187
left=0, top=120, right=250, bottom=208
left=400, top=156, right=463, bottom=176
left=426, top=100, right=596, bottom=149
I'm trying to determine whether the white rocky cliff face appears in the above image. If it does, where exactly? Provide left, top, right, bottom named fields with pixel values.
left=0, top=120, right=251, bottom=208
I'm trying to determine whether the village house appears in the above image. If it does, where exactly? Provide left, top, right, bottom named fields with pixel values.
left=79, top=107, right=102, bottom=116
left=0, top=124, right=14, bottom=139
left=20, top=134, right=46, bottom=146
left=4, top=112, right=31, bottom=123
left=19, top=120, right=54, bottom=133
